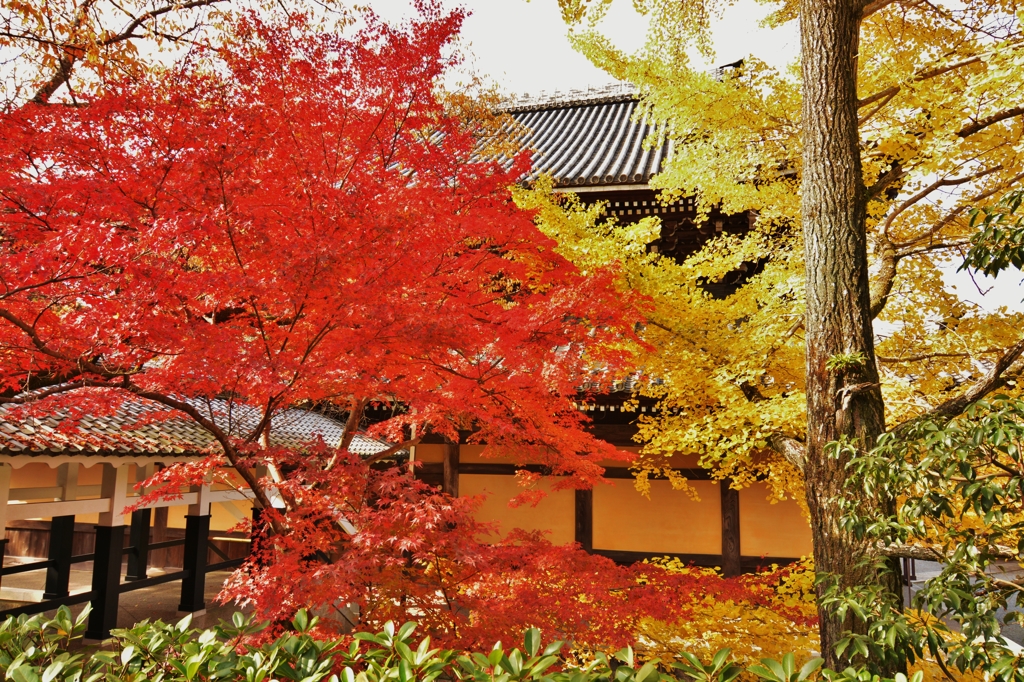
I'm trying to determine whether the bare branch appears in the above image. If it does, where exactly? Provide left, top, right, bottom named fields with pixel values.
left=27, top=0, right=225, bottom=104
left=101, top=0, right=225, bottom=48
left=859, top=54, right=982, bottom=109
left=767, top=433, right=807, bottom=470
left=893, top=337, right=1024, bottom=434
left=362, top=436, right=423, bottom=465
left=877, top=351, right=980, bottom=363
left=870, top=235, right=897, bottom=319
left=0, top=379, right=120, bottom=404
left=124, top=386, right=281, bottom=530
left=880, top=543, right=1018, bottom=561
left=859, top=0, right=905, bottom=20
left=325, top=397, right=369, bottom=471
left=884, top=165, right=1003, bottom=241
left=958, top=106, right=1024, bottom=139
left=894, top=169, right=1024, bottom=251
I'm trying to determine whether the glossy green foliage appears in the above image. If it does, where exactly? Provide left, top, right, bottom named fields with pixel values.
left=0, top=607, right=941, bottom=682
left=831, top=396, right=1024, bottom=679
left=964, top=188, right=1024, bottom=277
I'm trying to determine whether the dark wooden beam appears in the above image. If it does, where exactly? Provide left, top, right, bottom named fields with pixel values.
left=591, top=548, right=799, bottom=573
left=720, top=479, right=741, bottom=577
left=177, top=514, right=210, bottom=613
left=452, top=463, right=712, bottom=481
left=43, top=515, right=75, bottom=598
left=587, top=423, right=639, bottom=446
left=443, top=442, right=459, bottom=497
left=125, top=508, right=151, bottom=582
left=574, top=489, right=593, bottom=552
left=86, top=524, right=124, bottom=639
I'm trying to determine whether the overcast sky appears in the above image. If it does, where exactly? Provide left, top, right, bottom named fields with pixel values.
left=368, top=0, right=799, bottom=95
left=367, top=0, right=1022, bottom=312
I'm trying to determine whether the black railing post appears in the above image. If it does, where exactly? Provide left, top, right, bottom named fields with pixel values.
left=125, top=508, right=151, bottom=581
left=178, top=514, right=210, bottom=612
left=87, top=463, right=128, bottom=639
left=43, top=515, right=75, bottom=598
left=86, top=524, right=124, bottom=639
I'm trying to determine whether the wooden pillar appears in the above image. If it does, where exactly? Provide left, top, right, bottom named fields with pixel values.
left=442, top=442, right=459, bottom=497
left=574, top=489, right=593, bottom=552
left=178, top=480, right=211, bottom=613
left=125, top=509, right=151, bottom=581
left=87, top=463, right=128, bottom=639
left=0, top=463, right=11, bottom=589
left=720, top=479, right=741, bottom=577
left=43, top=516, right=76, bottom=598
left=46, top=464, right=80, bottom=598
left=178, top=514, right=210, bottom=613
left=151, top=506, right=168, bottom=569
left=125, top=464, right=153, bottom=581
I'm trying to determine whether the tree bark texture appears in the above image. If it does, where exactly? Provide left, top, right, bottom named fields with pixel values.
left=799, top=0, right=901, bottom=670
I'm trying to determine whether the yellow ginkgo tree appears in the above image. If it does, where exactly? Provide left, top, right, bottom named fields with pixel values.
left=539, top=0, right=1024, bottom=670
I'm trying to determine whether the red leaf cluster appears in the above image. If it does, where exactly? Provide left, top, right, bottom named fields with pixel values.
left=0, top=2, right=685, bottom=648
left=220, top=456, right=808, bottom=651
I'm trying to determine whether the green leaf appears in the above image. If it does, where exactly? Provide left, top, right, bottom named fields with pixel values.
left=797, top=658, right=823, bottom=681
left=524, top=628, right=541, bottom=658
left=292, top=610, right=310, bottom=633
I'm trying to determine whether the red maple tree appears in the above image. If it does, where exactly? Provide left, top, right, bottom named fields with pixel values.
left=0, top=2, right=767, bottom=648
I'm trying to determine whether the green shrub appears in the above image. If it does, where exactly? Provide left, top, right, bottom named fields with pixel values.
left=0, top=606, right=927, bottom=682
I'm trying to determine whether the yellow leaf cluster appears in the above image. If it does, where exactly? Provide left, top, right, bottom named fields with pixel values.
left=542, top=0, right=1024, bottom=512
left=634, top=558, right=818, bottom=667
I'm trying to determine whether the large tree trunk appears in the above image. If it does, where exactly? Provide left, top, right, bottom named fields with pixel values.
left=799, top=0, right=901, bottom=670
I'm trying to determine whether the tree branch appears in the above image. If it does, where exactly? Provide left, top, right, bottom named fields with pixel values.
left=0, top=379, right=120, bottom=404
left=864, top=162, right=906, bottom=201
left=876, top=350, right=984, bottom=363
left=27, top=0, right=224, bottom=104
left=884, top=165, right=1003, bottom=242
left=767, top=433, right=807, bottom=470
left=893, top=337, right=1024, bottom=435
left=859, top=54, right=982, bottom=109
left=859, top=0, right=904, bottom=20
left=362, top=437, right=423, bottom=465
left=958, top=106, right=1024, bottom=139
left=870, top=235, right=897, bottom=319
left=124, top=386, right=282, bottom=532
left=879, top=542, right=1018, bottom=561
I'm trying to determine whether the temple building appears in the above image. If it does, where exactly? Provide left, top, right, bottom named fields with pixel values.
left=0, top=89, right=811, bottom=636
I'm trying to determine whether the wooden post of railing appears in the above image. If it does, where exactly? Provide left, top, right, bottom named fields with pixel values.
left=720, top=479, right=741, bottom=577
left=87, top=463, right=128, bottom=639
left=178, top=480, right=211, bottom=613
left=45, top=463, right=79, bottom=598
left=0, top=463, right=11, bottom=591
left=126, top=465, right=153, bottom=582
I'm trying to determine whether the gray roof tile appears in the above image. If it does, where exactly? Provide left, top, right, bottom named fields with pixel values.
left=498, top=94, right=668, bottom=188
left=0, top=397, right=395, bottom=459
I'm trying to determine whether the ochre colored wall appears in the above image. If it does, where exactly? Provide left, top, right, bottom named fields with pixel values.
left=10, top=463, right=55, bottom=490
left=739, top=483, right=812, bottom=558
left=459, top=474, right=574, bottom=544
left=413, top=444, right=445, bottom=463
left=593, top=480, right=722, bottom=554
left=458, top=445, right=490, bottom=463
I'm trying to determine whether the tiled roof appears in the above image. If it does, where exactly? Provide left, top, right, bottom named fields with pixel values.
left=0, top=397, right=394, bottom=458
left=499, top=92, right=669, bottom=188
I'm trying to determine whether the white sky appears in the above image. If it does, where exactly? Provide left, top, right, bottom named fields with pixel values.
left=366, top=0, right=799, bottom=96
left=367, top=0, right=1022, bottom=312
